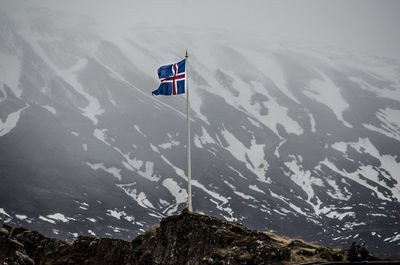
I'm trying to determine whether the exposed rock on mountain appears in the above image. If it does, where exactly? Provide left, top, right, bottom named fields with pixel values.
left=0, top=210, right=348, bottom=265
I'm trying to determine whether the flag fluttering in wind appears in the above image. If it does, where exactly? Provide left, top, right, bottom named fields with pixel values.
left=152, top=59, right=186, bottom=96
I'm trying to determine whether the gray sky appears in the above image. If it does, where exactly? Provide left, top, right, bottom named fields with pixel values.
left=4, top=0, right=400, bottom=61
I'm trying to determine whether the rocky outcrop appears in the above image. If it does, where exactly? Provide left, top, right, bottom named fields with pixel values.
left=0, top=210, right=347, bottom=265
left=150, top=209, right=291, bottom=264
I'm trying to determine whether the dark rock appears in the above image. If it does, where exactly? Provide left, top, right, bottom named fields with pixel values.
left=332, top=253, right=344, bottom=261
left=288, top=239, right=315, bottom=249
left=0, top=211, right=355, bottom=265
left=2, top=224, right=13, bottom=233
left=150, top=210, right=291, bottom=265
left=11, top=227, right=29, bottom=238
left=296, top=249, right=315, bottom=256
left=315, top=247, right=344, bottom=261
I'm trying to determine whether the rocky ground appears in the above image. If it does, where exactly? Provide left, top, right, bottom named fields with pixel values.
left=0, top=210, right=375, bottom=265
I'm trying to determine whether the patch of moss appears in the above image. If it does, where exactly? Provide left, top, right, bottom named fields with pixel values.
left=217, top=248, right=229, bottom=255
left=15, top=251, right=35, bottom=265
left=0, top=227, right=9, bottom=237
left=9, top=238, right=24, bottom=248
left=238, top=252, right=253, bottom=260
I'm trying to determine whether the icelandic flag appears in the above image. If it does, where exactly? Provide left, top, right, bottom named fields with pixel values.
left=152, top=59, right=185, bottom=96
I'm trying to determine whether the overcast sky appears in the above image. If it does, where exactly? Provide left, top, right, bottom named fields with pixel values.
left=2, top=0, right=400, bottom=61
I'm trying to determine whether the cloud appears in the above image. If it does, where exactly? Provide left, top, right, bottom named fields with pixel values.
left=2, top=0, right=400, bottom=60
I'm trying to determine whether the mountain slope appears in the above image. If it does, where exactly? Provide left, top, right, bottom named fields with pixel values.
left=0, top=6, right=399, bottom=257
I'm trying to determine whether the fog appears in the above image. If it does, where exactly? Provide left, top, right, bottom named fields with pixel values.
left=15, top=0, right=398, bottom=61
left=1, top=0, right=399, bottom=60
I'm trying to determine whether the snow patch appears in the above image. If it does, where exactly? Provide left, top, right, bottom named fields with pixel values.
left=250, top=82, right=303, bottom=136
left=161, top=155, right=186, bottom=180
left=117, top=183, right=155, bottom=210
left=124, top=215, right=135, bottom=222
left=191, top=179, right=232, bottom=216
left=385, top=234, right=400, bottom=243
left=247, top=117, right=263, bottom=128
left=307, top=111, right=317, bottom=132
left=42, top=105, right=57, bottom=114
left=325, top=210, right=355, bottom=221
left=150, top=143, right=160, bottom=153
left=194, top=127, right=216, bottom=149
left=249, top=185, right=265, bottom=193
left=0, top=208, right=11, bottom=217
left=177, top=177, right=235, bottom=218
left=227, top=165, right=247, bottom=180
left=15, top=214, right=27, bottom=220
left=159, top=135, right=180, bottom=150
left=321, top=158, right=393, bottom=201
left=367, top=213, right=387, bottom=217
left=329, top=137, right=400, bottom=201
left=0, top=105, right=28, bottom=137
left=59, top=59, right=104, bottom=125
left=162, top=178, right=188, bottom=214
left=284, top=156, right=323, bottom=213
left=349, top=76, right=400, bottom=102
left=270, top=190, right=305, bottom=216
left=274, top=139, right=286, bottom=158
left=221, top=128, right=269, bottom=183
left=107, top=209, right=125, bottom=220
left=134, top=125, right=146, bottom=137
left=47, top=213, right=69, bottom=223
left=363, top=108, right=400, bottom=141
left=224, top=180, right=255, bottom=200
left=331, top=141, right=348, bottom=153
left=304, top=70, right=351, bottom=128
left=39, top=215, right=56, bottom=224
left=325, top=178, right=352, bottom=201
left=94, top=129, right=108, bottom=143
left=86, top=162, right=122, bottom=180
left=127, top=158, right=158, bottom=182
left=75, top=201, right=89, bottom=210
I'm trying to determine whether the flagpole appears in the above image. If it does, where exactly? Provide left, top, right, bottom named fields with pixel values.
left=186, top=50, right=192, bottom=212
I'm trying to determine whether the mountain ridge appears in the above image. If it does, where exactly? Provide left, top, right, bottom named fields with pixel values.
left=0, top=210, right=357, bottom=265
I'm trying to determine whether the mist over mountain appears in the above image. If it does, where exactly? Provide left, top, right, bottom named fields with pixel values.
left=0, top=0, right=399, bottom=257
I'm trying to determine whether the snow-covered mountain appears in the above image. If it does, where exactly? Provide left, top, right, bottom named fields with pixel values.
left=1, top=5, right=400, bottom=256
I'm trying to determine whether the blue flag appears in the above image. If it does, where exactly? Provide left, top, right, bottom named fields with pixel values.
left=152, top=59, right=186, bottom=96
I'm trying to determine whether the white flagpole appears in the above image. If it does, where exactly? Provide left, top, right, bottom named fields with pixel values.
left=186, top=50, right=192, bottom=212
